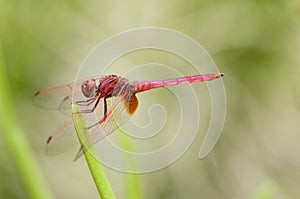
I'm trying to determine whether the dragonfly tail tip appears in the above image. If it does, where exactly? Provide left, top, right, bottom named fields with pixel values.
left=216, top=73, right=224, bottom=78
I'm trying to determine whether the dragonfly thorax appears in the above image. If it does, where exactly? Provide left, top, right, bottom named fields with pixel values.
left=97, top=75, right=122, bottom=98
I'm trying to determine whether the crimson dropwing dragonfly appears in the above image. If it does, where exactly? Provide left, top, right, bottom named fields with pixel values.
left=33, top=73, right=224, bottom=160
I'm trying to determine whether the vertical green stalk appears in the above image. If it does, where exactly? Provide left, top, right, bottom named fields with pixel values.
left=116, top=128, right=142, bottom=199
left=0, top=42, right=53, bottom=199
left=71, top=104, right=116, bottom=199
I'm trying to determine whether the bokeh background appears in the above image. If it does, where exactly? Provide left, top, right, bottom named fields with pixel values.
left=1, top=0, right=300, bottom=198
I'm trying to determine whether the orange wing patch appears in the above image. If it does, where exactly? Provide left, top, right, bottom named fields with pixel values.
left=122, top=94, right=139, bottom=115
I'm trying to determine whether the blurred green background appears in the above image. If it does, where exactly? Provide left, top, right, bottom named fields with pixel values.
left=1, top=0, right=300, bottom=198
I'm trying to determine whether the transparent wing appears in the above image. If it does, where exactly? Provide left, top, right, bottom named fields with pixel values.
left=33, top=77, right=102, bottom=154
left=33, top=83, right=74, bottom=112
left=33, top=78, right=98, bottom=115
left=44, top=97, right=108, bottom=155
left=45, top=116, right=79, bottom=155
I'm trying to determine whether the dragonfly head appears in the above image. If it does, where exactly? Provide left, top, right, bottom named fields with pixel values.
left=81, top=79, right=97, bottom=98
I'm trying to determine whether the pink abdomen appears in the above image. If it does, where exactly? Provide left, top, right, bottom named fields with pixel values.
left=133, top=73, right=224, bottom=93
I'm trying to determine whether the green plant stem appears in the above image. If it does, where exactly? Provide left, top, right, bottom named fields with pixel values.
left=116, top=129, right=142, bottom=199
left=71, top=104, right=116, bottom=199
left=0, top=43, right=53, bottom=199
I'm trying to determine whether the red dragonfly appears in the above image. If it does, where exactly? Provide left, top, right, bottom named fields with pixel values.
left=33, top=73, right=224, bottom=160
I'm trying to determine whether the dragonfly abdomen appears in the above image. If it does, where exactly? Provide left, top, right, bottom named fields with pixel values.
left=133, top=73, right=223, bottom=93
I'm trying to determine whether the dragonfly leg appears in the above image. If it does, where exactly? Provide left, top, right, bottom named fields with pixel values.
left=104, top=97, right=107, bottom=115
left=86, top=109, right=110, bottom=130
left=74, top=97, right=97, bottom=106
left=74, top=96, right=101, bottom=114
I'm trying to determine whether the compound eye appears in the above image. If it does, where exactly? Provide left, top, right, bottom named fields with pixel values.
left=81, top=79, right=96, bottom=98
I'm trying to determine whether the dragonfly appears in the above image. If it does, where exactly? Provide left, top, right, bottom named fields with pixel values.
left=33, top=73, right=224, bottom=160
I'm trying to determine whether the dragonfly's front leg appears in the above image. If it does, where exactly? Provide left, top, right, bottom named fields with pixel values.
left=74, top=97, right=97, bottom=106
left=73, top=96, right=102, bottom=114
